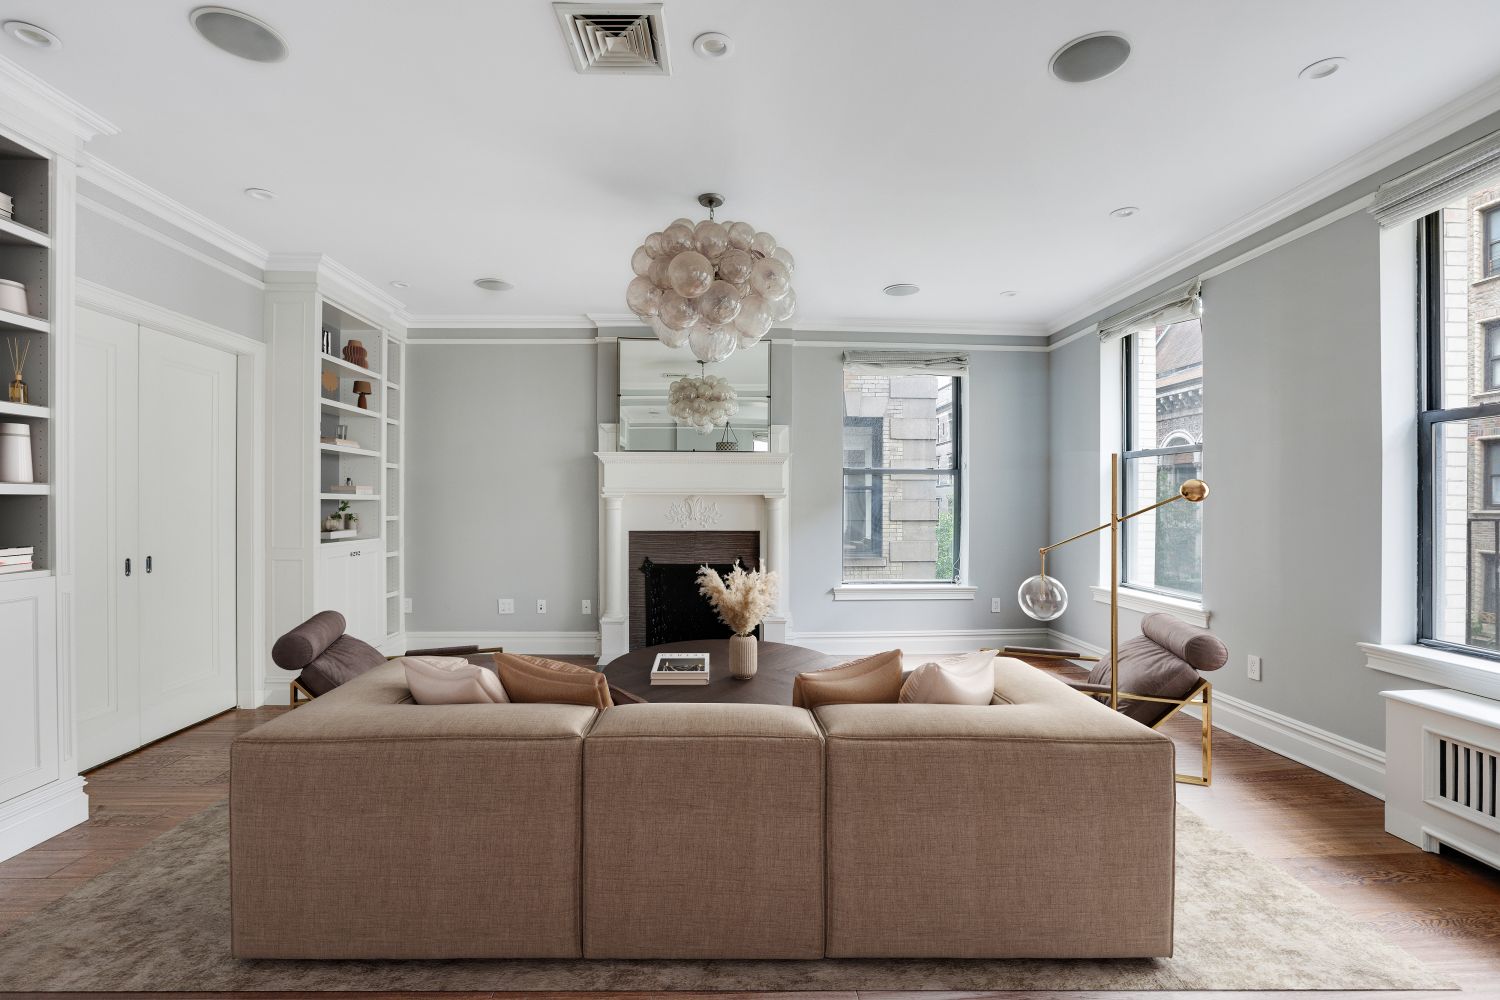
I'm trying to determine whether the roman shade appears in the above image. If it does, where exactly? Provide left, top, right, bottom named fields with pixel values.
left=841, top=350, right=968, bottom=375
left=1098, top=277, right=1202, bottom=344
left=1369, top=128, right=1500, bottom=228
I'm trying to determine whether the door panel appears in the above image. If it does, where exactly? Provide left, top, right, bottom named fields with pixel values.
left=73, top=308, right=140, bottom=770
left=137, top=327, right=238, bottom=743
left=0, top=579, right=58, bottom=802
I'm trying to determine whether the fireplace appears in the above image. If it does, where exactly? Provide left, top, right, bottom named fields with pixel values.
left=630, top=530, right=760, bottom=649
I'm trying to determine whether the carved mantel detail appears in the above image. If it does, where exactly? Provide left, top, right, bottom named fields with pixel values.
left=665, top=495, right=723, bottom=529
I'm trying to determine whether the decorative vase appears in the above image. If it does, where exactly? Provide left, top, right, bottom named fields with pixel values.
left=0, top=279, right=28, bottom=315
left=344, top=512, right=360, bottom=533
left=0, top=422, right=33, bottom=483
left=342, top=339, right=369, bottom=368
left=728, top=632, right=757, bottom=680
left=7, top=379, right=24, bottom=404
left=321, top=515, right=342, bottom=531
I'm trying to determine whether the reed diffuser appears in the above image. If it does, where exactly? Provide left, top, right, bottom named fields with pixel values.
left=7, top=337, right=26, bottom=404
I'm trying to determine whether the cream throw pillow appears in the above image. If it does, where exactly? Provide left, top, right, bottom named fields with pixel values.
left=402, top=655, right=509, bottom=704
left=899, top=650, right=998, bottom=705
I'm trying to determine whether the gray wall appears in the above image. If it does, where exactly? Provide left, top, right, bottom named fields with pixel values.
left=404, top=335, right=600, bottom=634
left=75, top=180, right=264, bottom=341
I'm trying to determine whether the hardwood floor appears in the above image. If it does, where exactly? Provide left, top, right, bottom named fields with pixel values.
left=3, top=660, right=1498, bottom=999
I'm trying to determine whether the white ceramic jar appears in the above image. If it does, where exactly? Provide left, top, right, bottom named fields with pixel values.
left=0, top=278, right=27, bottom=315
left=0, top=422, right=33, bottom=483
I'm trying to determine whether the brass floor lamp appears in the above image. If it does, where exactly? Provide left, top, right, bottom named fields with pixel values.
left=1018, top=453, right=1213, bottom=785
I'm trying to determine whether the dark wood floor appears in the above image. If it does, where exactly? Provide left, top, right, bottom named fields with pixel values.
left=2, top=657, right=1498, bottom=1000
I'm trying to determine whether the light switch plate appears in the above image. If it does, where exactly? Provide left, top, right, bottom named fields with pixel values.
left=498, top=599, right=514, bottom=614
left=537, top=599, right=547, bottom=614
left=1247, top=654, right=1262, bottom=681
left=581, top=599, right=591, bottom=614
left=402, top=598, right=412, bottom=614
left=991, top=597, right=1002, bottom=612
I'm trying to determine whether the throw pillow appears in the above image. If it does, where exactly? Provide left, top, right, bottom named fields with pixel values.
left=898, top=649, right=997, bottom=705
left=403, top=656, right=509, bottom=704
left=298, top=633, right=386, bottom=696
left=791, top=649, right=903, bottom=709
left=1139, top=612, right=1228, bottom=671
left=270, top=609, right=345, bottom=670
left=493, top=652, right=614, bottom=710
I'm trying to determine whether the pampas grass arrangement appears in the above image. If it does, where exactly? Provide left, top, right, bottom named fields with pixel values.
left=697, top=560, right=780, bottom=637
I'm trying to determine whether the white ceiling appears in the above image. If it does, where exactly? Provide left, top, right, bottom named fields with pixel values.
left=8, top=0, right=1500, bottom=330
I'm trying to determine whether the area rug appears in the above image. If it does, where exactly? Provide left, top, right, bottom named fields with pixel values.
left=0, top=799, right=1455, bottom=991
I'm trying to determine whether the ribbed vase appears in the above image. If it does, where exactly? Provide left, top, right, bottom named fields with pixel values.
left=728, top=633, right=758, bottom=680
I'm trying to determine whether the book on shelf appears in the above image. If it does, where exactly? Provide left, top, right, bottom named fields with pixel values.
left=0, top=555, right=33, bottom=566
left=320, top=528, right=358, bottom=539
left=0, top=561, right=34, bottom=574
left=328, top=486, right=372, bottom=494
left=650, top=652, right=710, bottom=686
left=0, top=546, right=34, bottom=557
left=320, top=438, right=361, bottom=449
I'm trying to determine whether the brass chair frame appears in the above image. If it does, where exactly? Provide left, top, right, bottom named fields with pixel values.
left=288, top=646, right=506, bottom=708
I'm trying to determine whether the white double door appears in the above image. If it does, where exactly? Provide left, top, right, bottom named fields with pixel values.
left=74, top=308, right=238, bottom=770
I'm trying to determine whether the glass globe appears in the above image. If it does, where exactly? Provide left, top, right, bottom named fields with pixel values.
left=658, top=289, right=698, bottom=330
left=771, top=246, right=795, bottom=272
left=671, top=217, right=695, bottom=230
left=770, top=286, right=797, bottom=322
left=626, top=276, right=661, bottom=316
left=668, top=251, right=714, bottom=298
left=652, top=316, right=691, bottom=349
left=694, top=220, right=729, bottom=259
left=734, top=292, right=773, bottom=339
left=631, top=246, right=652, bottom=277
left=697, top=279, right=742, bottom=324
left=751, top=231, right=777, bottom=257
left=661, top=224, right=695, bottom=256
left=1017, top=575, right=1068, bottom=621
left=750, top=257, right=791, bottom=300
left=644, top=232, right=664, bottom=258
left=727, top=221, right=756, bottom=250
left=716, top=248, right=754, bottom=284
left=647, top=254, right=674, bottom=290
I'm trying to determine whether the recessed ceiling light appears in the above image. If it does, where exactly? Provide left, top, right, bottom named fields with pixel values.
left=693, top=32, right=734, bottom=60
left=475, top=278, right=514, bottom=291
left=999, top=290, right=1018, bottom=298
left=1109, top=206, right=1139, bottom=218
left=884, top=284, right=921, bottom=297
left=1299, top=57, right=1346, bottom=80
left=190, top=7, right=289, bottom=63
left=3, top=21, right=61, bottom=49
left=244, top=187, right=277, bottom=200
left=389, top=280, right=410, bottom=289
left=1050, top=32, right=1130, bottom=83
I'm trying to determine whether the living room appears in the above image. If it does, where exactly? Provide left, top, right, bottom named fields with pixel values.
left=1, top=1, right=1500, bottom=995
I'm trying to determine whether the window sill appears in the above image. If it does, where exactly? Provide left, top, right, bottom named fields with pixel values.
left=1360, top=642, right=1500, bottom=702
left=832, top=584, right=977, bottom=601
left=1089, top=585, right=1210, bottom=627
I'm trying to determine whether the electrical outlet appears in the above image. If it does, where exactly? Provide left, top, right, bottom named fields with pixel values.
left=497, top=599, right=514, bottom=614
left=402, top=598, right=412, bottom=614
left=582, top=599, right=592, bottom=615
left=537, top=599, right=547, bottom=614
left=1247, top=654, right=1262, bottom=681
left=991, top=597, right=1002, bottom=613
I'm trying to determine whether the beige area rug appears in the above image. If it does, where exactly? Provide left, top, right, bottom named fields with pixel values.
left=0, top=799, right=1455, bottom=992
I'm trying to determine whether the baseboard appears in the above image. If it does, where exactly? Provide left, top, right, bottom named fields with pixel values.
left=0, top=776, right=89, bottom=863
left=404, top=631, right=601, bottom=656
left=1046, top=628, right=1107, bottom=659
left=789, top=628, right=1053, bottom=656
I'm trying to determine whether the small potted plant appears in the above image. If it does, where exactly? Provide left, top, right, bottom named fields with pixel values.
left=339, top=499, right=358, bottom=534
left=697, top=560, right=780, bottom=679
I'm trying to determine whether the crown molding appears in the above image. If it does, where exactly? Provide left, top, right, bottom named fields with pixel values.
left=1046, top=67, right=1500, bottom=335
left=586, top=312, right=648, bottom=327
left=0, top=53, right=118, bottom=145
left=407, top=314, right=599, bottom=330
left=77, top=196, right=266, bottom=290
left=79, top=156, right=271, bottom=269
left=265, top=252, right=410, bottom=325
left=791, top=317, right=1047, bottom=338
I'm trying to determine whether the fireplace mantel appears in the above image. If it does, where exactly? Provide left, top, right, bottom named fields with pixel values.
left=595, top=424, right=791, bottom=664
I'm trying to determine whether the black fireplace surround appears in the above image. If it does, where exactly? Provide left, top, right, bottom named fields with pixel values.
left=640, top=557, right=762, bottom=647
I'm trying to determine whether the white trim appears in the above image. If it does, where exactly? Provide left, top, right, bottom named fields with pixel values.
left=1090, top=584, right=1211, bottom=627
left=831, top=584, right=978, bottom=601
left=76, top=197, right=266, bottom=290
left=1046, top=323, right=1098, bottom=352
left=1362, top=642, right=1500, bottom=702
left=0, top=54, right=118, bottom=143
left=1046, top=627, right=1108, bottom=660
left=791, top=318, right=1048, bottom=337
left=1382, top=686, right=1500, bottom=727
left=1045, top=68, right=1500, bottom=335
left=403, top=631, right=601, bottom=656
left=74, top=280, right=269, bottom=710
left=790, top=627, right=1053, bottom=656
left=79, top=157, right=269, bottom=267
left=408, top=315, right=598, bottom=330
left=0, top=777, right=89, bottom=864
left=1198, top=195, right=1376, bottom=283
left=586, top=312, right=648, bottom=328
left=265, top=253, right=410, bottom=323
left=408, top=338, right=599, bottom=346
left=793, top=340, right=1048, bottom=352
left=1421, top=823, right=1500, bottom=871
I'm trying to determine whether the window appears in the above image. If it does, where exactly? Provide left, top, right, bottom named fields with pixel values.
left=1122, top=319, right=1203, bottom=599
left=841, top=372, right=961, bottom=582
left=1419, top=186, right=1500, bottom=657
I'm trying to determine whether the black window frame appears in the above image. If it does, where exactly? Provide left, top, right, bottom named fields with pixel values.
left=1486, top=205, right=1500, bottom=278
left=1487, top=320, right=1500, bottom=391
left=1417, top=210, right=1500, bottom=660
left=840, top=377, right=963, bottom=584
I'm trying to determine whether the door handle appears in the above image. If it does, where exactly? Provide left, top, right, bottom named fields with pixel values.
left=146, top=556, right=152, bottom=573
left=125, top=558, right=131, bottom=577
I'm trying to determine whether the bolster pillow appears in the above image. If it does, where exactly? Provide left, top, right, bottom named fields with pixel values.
left=271, top=610, right=346, bottom=670
left=1140, top=612, right=1227, bottom=672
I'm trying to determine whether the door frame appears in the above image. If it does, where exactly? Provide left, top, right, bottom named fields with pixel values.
left=75, top=280, right=268, bottom=709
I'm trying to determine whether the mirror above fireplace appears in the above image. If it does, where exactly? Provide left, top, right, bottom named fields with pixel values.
left=617, top=337, right=770, bottom=452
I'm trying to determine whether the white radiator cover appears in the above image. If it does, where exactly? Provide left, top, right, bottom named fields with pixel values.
left=1383, top=688, right=1500, bottom=870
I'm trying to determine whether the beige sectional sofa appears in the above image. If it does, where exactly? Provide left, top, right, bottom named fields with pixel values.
left=230, top=657, right=1175, bottom=960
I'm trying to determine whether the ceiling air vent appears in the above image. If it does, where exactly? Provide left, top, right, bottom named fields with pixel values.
left=553, top=3, right=670, bottom=76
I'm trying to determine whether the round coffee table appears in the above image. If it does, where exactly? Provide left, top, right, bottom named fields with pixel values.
left=602, top=640, right=840, bottom=704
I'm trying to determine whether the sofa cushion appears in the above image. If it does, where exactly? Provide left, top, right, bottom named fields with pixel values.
left=493, top=652, right=614, bottom=709
left=791, top=649, right=902, bottom=709
left=270, top=610, right=345, bottom=670
left=899, top=650, right=997, bottom=705
left=1140, top=611, right=1228, bottom=671
left=298, top=633, right=386, bottom=696
left=402, top=655, right=508, bottom=704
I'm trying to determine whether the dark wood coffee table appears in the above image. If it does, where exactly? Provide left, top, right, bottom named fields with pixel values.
left=602, top=640, right=840, bottom=704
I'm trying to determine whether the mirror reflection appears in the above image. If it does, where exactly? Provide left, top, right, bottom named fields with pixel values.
left=617, top=338, right=770, bottom=451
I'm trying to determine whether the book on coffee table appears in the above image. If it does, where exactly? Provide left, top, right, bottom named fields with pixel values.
left=650, top=653, right=710, bottom=685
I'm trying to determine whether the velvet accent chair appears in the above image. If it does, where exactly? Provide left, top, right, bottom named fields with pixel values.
left=1059, top=611, right=1228, bottom=785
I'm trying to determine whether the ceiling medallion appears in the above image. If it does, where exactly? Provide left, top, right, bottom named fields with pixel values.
left=626, top=193, right=796, bottom=363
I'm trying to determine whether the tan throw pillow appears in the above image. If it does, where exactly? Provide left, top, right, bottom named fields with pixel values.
left=493, top=652, right=614, bottom=710
left=792, top=649, right=903, bottom=709
left=402, top=656, right=509, bottom=704
left=899, top=649, right=998, bottom=705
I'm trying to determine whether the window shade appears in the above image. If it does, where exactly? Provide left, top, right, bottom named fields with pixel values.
left=1098, top=278, right=1201, bottom=344
left=1369, top=128, right=1500, bottom=228
left=841, top=350, right=969, bottom=375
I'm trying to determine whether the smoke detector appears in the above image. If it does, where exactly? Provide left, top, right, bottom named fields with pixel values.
left=553, top=3, right=670, bottom=75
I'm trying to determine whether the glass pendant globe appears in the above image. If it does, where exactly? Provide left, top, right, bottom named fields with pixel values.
left=1018, top=575, right=1068, bottom=621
